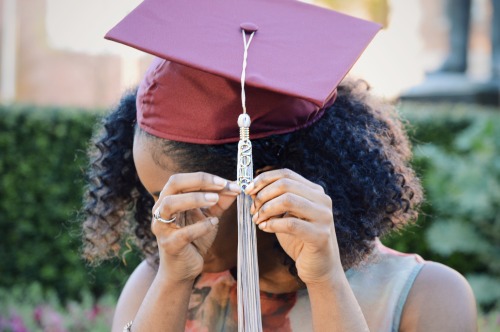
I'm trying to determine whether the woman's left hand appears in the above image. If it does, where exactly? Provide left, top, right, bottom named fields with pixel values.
left=245, top=168, right=342, bottom=285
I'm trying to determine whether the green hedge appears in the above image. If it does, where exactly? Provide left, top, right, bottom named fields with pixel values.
left=0, top=102, right=499, bottom=310
left=0, top=104, right=138, bottom=301
left=383, top=103, right=500, bottom=309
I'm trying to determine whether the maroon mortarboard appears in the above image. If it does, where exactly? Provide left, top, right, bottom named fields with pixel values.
left=105, top=0, right=381, bottom=144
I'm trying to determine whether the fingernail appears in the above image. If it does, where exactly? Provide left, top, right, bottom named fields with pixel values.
left=258, top=221, right=267, bottom=230
left=205, top=193, right=219, bottom=202
left=210, top=218, right=219, bottom=225
left=244, top=182, right=255, bottom=194
left=214, top=177, right=227, bottom=187
left=228, top=182, right=241, bottom=193
left=252, top=212, right=259, bottom=223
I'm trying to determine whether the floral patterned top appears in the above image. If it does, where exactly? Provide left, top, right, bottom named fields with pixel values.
left=185, top=241, right=425, bottom=332
left=186, top=270, right=297, bottom=332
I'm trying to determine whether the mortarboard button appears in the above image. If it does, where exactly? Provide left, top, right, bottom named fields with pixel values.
left=240, top=22, right=259, bottom=34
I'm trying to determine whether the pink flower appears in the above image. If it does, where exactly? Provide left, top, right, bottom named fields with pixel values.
left=86, top=304, right=101, bottom=321
left=33, top=306, right=44, bottom=326
left=43, top=308, right=66, bottom=332
left=0, top=316, right=8, bottom=330
left=9, top=314, right=28, bottom=332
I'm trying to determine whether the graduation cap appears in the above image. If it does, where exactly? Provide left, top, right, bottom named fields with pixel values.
left=105, top=1, right=380, bottom=330
left=105, top=0, right=380, bottom=144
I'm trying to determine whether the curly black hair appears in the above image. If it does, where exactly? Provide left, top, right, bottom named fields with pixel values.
left=82, top=80, right=423, bottom=272
left=82, top=91, right=156, bottom=264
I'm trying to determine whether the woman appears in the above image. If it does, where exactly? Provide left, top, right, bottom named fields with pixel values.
left=83, top=0, right=477, bottom=330
left=82, top=81, right=476, bottom=332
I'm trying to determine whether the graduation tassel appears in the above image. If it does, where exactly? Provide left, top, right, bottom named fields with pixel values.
left=236, top=30, right=263, bottom=332
left=236, top=120, right=262, bottom=332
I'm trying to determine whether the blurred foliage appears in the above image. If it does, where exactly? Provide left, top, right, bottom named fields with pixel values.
left=478, top=307, right=500, bottom=332
left=0, top=104, right=139, bottom=302
left=383, top=103, right=500, bottom=310
left=0, top=283, right=114, bottom=331
left=4, top=283, right=498, bottom=331
left=0, top=101, right=499, bottom=315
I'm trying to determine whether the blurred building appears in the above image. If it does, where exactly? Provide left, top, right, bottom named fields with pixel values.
left=0, top=0, right=495, bottom=108
left=0, top=0, right=151, bottom=109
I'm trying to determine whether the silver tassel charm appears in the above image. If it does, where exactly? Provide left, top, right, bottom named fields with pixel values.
left=236, top=113, right=262, bottom=332
left=237, top=114, right=253, bottom=191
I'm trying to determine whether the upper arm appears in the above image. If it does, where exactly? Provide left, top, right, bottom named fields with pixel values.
left=112, top=260, right=157, bottom=332
left=400, top=261, right=477, bottom=332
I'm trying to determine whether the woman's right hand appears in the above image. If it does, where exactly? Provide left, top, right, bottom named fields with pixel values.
left=151, top=172, right=240, bottom=283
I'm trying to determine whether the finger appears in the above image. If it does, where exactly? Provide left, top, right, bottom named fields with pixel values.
left=253, top=193, right=331, bottom=224
left=250, top=177, right=331, bottom=214
left=258, top=217, right=318, bottom=242
left=155, top=192, right=220, bottom=220
left=160, top=172, right=239, bottom=198
left=245, top=168, right=324, bottom=195
left=156, top=217, right=219, bottom=254
left=206, top=191, right=238, bottom=217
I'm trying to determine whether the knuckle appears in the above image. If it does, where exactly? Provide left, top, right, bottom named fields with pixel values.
left=316, top=183, right=325, bottom=193
left=166, top=174, right=179, bottom=187
left=266, top=219, right=274, bottom=229
left=281, top=193, right=295, bottom=208
left=160, top=195, right=171, bottom=204
left=194, top=192, right=206, bottom=205
left=318, top=225, right=331, bottom=238
left=276, top=178, right=292, bottom=192
left=259, top=203, right=268, bottom=214
left=256, top=171, right=270, bottom=184
left=316, top=226, right=331, bottom=245
left=326, top=209, right=334, bottom=221
left=254, top=191, right=265, bottom=206
left=158, top=199, right=171, bottom=216
left=286, top=218, right=298, bottom=232
left=151, top=219, right=159, bottom=235
left=204, top=219, right=214, bottom=230
left=153, top=229, right=175, bottom=252
left=175, top=229, right=194, bottom=244
left=197, top=171, right=206, bottom=182
left=267, top=218, right=278, bottom=230
left=315, top=205, right=333, bottom=224
left=281, top=168, right=294, bottom=178
left=162, top=237, right=177, bottom=253
left=324, top=195, right=333, bottom=209
left=197, top=172, right=210, bottom=184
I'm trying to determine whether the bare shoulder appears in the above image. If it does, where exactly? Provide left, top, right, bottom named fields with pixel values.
left=400, top=261, right=477, bottom=332
left=112, top=260, right=157, bottom=332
